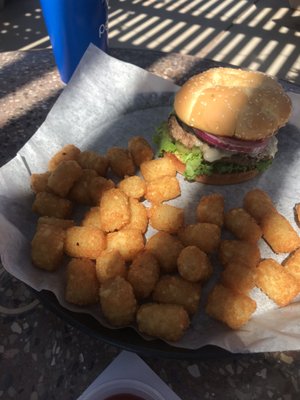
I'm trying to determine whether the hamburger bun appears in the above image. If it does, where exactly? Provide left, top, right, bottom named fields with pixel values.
left=165, top=152, right=260, bottom=185
left=174, top=67, right=292, bottom=141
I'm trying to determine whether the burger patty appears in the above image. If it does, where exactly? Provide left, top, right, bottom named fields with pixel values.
left=168, top=114, right=272, bottom=166
left=168, top=115, right=200, bottom=149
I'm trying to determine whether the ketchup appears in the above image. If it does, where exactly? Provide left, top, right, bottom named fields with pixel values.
left=104, top=395, right=146, bottom=400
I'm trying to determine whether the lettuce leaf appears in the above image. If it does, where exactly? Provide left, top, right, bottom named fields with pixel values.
left=153, top=122, right=272, bottom=181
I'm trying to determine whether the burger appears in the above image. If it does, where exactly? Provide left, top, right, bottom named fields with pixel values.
left=154, top=67, right=292, bottom=185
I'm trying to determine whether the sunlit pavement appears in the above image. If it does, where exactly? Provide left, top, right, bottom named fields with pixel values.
left=0, top=0, right=299, bottom=83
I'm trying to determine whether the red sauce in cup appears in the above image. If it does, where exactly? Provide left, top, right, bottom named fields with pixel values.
left=104, top=395, right=146, bottom=400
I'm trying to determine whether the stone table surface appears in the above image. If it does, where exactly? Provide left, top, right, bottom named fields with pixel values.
left=1, top=48, right=300, bottom=400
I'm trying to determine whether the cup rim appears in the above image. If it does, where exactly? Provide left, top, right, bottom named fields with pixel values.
left=82, top=378, right=166, bottom=400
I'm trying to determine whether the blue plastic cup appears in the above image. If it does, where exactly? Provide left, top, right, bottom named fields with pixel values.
left=40, top=0, right=108, bottom=83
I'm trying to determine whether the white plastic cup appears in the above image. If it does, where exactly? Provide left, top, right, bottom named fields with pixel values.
left=82, top=378, right=166, bottom=400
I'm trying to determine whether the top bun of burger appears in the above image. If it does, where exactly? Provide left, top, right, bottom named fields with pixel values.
left=174, top=67, right=292, bottom=141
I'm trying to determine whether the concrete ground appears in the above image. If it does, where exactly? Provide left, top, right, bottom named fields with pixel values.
left=0, top=0, right=299, bottom=84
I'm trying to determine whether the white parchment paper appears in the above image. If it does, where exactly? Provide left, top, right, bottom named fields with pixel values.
left=1, top=44, right=300, bottom=353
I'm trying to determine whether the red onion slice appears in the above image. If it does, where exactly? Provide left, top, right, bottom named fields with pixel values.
left=194, top=129, right=269, bottom=154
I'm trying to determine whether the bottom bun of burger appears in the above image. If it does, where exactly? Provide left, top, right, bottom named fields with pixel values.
left=165, top=153, right=260, bottom=185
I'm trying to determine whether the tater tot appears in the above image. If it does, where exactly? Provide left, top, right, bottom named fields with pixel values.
left=77, top=150, right=109, bottom=176
left=196, top=193, right=224, bottom=227
left=64, top=226, right=106, bottom=259
left=283, top=248, right=300, bottom=282
left=255, top=259, right=300, bottom=307
left=145, top=176, right=181, bottom=204
left=243, top=188, right=276, bottom=223
left=81, top=207, right=102, bottom=229
left=47, top=160, right=83, bottom=197
left=136, top=303, right=190, bottom=342
left=106, top=229, right=144, bottom=262
left=140, top=156, right=176, bottom=182
left=145, top=231, right=183, bottom=273
left=205, top=284, right=257, bottom=330
left=224, top=208, right=262, bottom=243
left=65, top=258, right=99, bottom=306
left=153, top=275, right=201, bottom=315
left=32, top=192, right=73, bottom=219
left=221, top=261, right=256, bottom=294
left=148, top=204, right=184, bottom=234
left=99, top=188, right=131, bottom=232
left=219, top=239, right=261, bottom=269
left=95, top=249, right=127, bottom=284
left=99, top=276, right=137, bottom=326
left=89, top=176, right=115, bottom=206
left=261, top=212, right=300, bottom=254
left=48, top=144, right=81, bottom=171
left=118, top=175, right=146, bottom=199
left=127, top=251, right=160, bottom=299
left=30, top=172, right=51, bottom=193
left=178, top=223, right=221, bottom=254
left=37, top=216, right=74, bottom=230
left=31, top=225, right=65, bottom=271
left=128, top=136, right=154, bottom=167
left=122, top=198, right=148, bottom=233
left=177, top=246, right=213, bottom=283
left=107, top=147, right=135, bottom=178
left=68, top=169, right=97, bottom=205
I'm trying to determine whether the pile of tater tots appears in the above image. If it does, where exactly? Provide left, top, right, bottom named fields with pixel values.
left=30, top=137, right=300, bottom=343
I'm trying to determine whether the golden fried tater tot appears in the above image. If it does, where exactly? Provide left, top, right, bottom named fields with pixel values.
left=30, top=172, right=51, bottom=193
left=47, top=160, right=83, bottom=197
left=37, top=216, right=74, bottom=230
left=107, top=147, right=135, bottom=178
left=32, top=191, right=73, bottom=219
left=122, top=198, right=148, bottom=234
left=99, top=188, right=130, bottom=232
left=127, top=251, right=160, bottom=299
left=140, top=156, right=176, bottom=182
left=106, top=229, right=144, bottom=262
left=243, top=188, right=276, bottom=223
left=261, top=212, right=300, bottom=254
left=95, top=249, right=126, bottom=284
left=128, top=136, right=154, bottom=167
left=283, top=248, right=300, bottom=282
left=219, top=239, right=261, bottom=269
left=65, top=258, right=99, bottom=305
left=81, top=207, right=102, bottom=229
left=68, top=169, right=97, bottom=205
left=148, top=204, right=184, bottom=234
left=221, top=261, right=256, bottom=294
left=145, top=231, right=183, bottom=273
left=89, top=176, right=115, bottom=206
left=118, top=175, right=146, bottom=199
left=177, top=246, right=213, bottom=283
left=77, top=150, right=109, bottom=176
left=137, top=303, right=190, bottom=342
left=31, top=225, right=65, bottom=271
left=64, top=226, right=106, bottom=259
left=99, top=276, right=137, bottom=326
left=145, top=176, right=181, bottom=204
left=224, top=208, right=262, bottom=243
left=205, top=284, right=256, bottom=330
left=255, top=259, right=299, bottom=307
left=48, top=144, right=81, bottom=171
left=153, top=275, right=201, bottom=315
left=196, top=193, right=224, bottom=227
left=178, top=223, right=221, bottom=254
